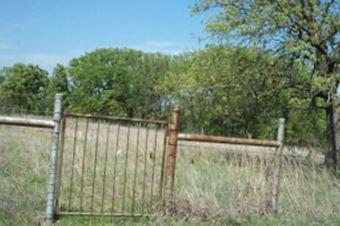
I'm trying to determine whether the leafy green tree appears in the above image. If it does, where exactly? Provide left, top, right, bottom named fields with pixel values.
left=67, top=48, right=174, bottom=118
left=46, top=64, right=70, bottom=109
left=49, top=64, right=69, bottom=94
left=0, top=70, right=5, bottom=85
left=193, top=0, right=340, bottom=166
left=161, top=46, right=313, bottom=140
left=0, top=63, right=49, bottom=112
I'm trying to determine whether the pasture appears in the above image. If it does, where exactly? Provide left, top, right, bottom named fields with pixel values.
left=1, top=123, right=340, bottom=225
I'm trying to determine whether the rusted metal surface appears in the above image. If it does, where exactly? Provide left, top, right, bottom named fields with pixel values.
left=111, top=122, right=121, bottom=212
left=90, top=121, right=100, bottom=212
left=57, top=112, right=168, bottom=218
left=121, top=122, right=131, bottom=213
left=159, top=126, right=168, bottom=200
left=165, top=105, right=180, bottom=203
left=100, top=123, right=111, bottom=213
left=68, top=117, right=78, bottom=210
left=141, top=127, right=149, bottom=215
left=150, top=127, right=159, bottom=207
left=178, top=133, right=280, bottom=147
left=131, top=123, right=141, bottom=213
left=0, top=116, right=54, bottom=128
left=64, top=112, right=167, bottom=124
left=79, top=118, right=89, bottom=211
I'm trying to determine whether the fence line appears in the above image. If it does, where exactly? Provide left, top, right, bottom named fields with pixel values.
left=175, top=117, right=286, bottom=214
left=0, top=94, right=63, bottom=222
left=0, top=99, right=286, bottom=220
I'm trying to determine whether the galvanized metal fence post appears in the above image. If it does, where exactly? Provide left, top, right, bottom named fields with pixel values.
left=270, top=118, right=285, bottom=214
left=165, top=105, right=180, bottom=211
left=46, top=93, right=63, bottom=221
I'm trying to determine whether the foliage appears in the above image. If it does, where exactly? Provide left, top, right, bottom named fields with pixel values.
left=45, top=64, right=70, bottom=110
left=192, top=0, right=339, bottom=73
left=66, top=48, right=175, bottom=118
left=0, top=46, right=328, bottom=146
left=0, top=63, right=49, bottom=111
left=192, top=0, right=339, bottom=163
left=49, top=64, right=69, bottom=95
left=160, top=46, right=323, bottom=143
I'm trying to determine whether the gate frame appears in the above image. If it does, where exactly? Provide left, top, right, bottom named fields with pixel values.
left=55, top=111, right=171, bottom=218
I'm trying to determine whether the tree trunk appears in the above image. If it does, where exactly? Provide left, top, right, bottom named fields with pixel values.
left=128, top=107, right=134, bottom=118
left=324, top=102, right=337, bottom=168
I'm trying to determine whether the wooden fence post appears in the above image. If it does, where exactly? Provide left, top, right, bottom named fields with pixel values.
left=165, top=105, right=180, bottom=211
left=270, top=118, right=285, bottom=214
left=45, top=93, right=63, bottom=221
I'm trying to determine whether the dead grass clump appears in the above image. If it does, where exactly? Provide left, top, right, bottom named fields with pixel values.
left=174, top=148, right=340, bottom=222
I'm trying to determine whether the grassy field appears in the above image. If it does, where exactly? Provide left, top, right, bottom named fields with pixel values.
left=1, top=124, right=340, bottom=226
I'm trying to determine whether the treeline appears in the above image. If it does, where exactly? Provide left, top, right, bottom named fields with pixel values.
left=0, top=46, right=326, bottom=146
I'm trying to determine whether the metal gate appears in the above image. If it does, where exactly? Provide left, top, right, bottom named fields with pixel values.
left=56, top=112, right=169, bottom=217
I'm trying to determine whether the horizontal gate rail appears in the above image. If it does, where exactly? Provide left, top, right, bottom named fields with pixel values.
left=64, top=112, right=167, bottom=125
left=178, top=133, right=280, bottom=147
left=0, top=116, right=54, bottom=128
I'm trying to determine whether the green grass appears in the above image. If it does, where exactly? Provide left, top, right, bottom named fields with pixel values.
left=1, top=125, right=340, bottom=225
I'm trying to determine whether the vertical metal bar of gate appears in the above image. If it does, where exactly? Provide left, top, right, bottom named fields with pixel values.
left=68, top=117, right=79, bottom=210
left=56, top=113, right=169, bottom=217
left=100, top=122, right=111, bottom=213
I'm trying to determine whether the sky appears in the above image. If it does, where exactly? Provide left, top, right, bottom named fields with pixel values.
left=0, top=0, right=206, bottom=72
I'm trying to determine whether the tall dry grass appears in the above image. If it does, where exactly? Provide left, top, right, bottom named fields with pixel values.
left=0, top=123, right=340, bottom=225
left=173, top=146, right=340, bottom=224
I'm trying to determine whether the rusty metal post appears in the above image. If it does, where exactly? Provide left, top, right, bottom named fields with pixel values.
left=165, top=105, right=180, bottom=211
left=45, top=93, right=63, bottom=221
left=270, top=118, right=285, bottom=214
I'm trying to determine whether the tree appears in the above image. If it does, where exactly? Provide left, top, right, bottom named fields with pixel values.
left=160, top=45, right=314, bottom=141
left=0, top=70, right=5, bottom=85
left=47, top=64, right=70, bottom=109
left=67, top=48, right=174, bottom=118
left=193, top=0, right=340, bottom=167
left=0, top=63, right=49, bottom=112
left=49, top=64, right=69, bottom=94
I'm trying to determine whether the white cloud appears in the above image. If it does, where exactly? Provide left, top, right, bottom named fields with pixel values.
left=130, top=40, right=192, bottom=54
left=144, top=40, right=175, bottom=48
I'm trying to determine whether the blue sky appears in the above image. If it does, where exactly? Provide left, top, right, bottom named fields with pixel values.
left=0, top=0, right=206, bottom=72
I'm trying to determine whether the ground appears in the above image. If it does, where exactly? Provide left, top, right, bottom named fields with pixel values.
left=1, top=125, right=340, bottom=226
